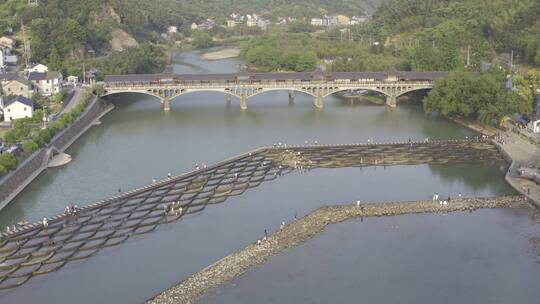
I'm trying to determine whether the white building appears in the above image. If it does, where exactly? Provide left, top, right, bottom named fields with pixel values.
left=167, top=26, right=178, bottom=35
left=28, top=71, right=63, bottom=96
left=26, top=63, right=49, bottom=73
left=246, top=15, right=257, bottom=27
left=1, top=96, right=34, bottom=122
left=0, top=49, right=4, bottom=70
left=311, top=18, right=323, bottom=26
left=66, top=75, right=79, bottom=85
left=0, top=49, right=18, bottom=69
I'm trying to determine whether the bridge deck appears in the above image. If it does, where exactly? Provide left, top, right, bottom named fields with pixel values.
left=104, top=71, right=447, bottom=85
left=0, top=140, right=504, bottom=289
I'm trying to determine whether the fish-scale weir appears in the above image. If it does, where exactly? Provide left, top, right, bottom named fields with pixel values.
left=0, top=139, right=506, bottom=289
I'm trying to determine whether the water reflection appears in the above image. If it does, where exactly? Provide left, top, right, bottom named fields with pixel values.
left=200, top=209, right=540, bottom=304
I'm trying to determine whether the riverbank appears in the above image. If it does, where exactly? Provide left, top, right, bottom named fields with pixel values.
left=200, top=47, right=240, bottom=60
left=0, top=97, right=114, bottom=211
left=147, top=195, right=529, bottom=304
left=447, top=116, right=540, bottom=207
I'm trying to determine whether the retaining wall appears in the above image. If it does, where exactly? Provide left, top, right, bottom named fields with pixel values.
left=0, top=97, right=112, bottom=210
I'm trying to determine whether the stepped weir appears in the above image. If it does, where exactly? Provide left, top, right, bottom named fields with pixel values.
left=0, top=139, right=516, bottom=289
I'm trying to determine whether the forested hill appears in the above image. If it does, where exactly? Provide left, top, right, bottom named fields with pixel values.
left=371, top=0, right=540, bottom=67
left=112, top=0, right=383, bottom=36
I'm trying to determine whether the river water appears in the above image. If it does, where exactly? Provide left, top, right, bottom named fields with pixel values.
left=0, top=49, right=537, bottom=304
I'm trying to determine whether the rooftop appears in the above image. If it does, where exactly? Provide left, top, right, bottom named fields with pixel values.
left=4, top=95, right=34, bottom=108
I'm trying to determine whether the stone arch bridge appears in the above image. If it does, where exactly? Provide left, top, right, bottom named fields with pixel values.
left=102, top=71, right=446, bottom=111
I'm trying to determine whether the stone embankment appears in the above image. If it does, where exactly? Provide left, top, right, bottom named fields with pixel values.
left=147, top=195, right=529, bottom=304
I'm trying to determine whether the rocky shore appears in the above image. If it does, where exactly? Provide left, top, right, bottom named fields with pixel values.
left=147, top=195, right=529, bottom=304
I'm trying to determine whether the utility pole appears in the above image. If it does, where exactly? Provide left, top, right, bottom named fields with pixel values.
left=432, top=40, right=435, bottom=49
left=82, top=62, right=86, bottom=85
left=0, top=74, right=4, bottom=109
left=510, top=50, right=514, bottom=72
left=466, top=45, right=470, bottom=67
left=21, top=20, right=31, bottom=67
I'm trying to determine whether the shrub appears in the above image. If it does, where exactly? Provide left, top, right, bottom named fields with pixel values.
left=0, top=153, right=18, bottom=171
left=0, top=164, right=7, bottom=176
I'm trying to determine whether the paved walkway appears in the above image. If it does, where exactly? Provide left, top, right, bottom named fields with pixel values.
left=497, top=130, right=540, bottom=206
left=59, top=87, right=82, bottom=115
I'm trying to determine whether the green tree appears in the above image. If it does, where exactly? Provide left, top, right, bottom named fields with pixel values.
left=192, top=32, right=214, bottom=49
left=22, top=139, right=39, bottom=155
left=0, top=153, right=17, bottom=171
left=49, top=47, right=62, bottom=71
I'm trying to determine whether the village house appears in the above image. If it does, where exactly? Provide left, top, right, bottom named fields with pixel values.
left=349, top=16, right=368, bottom=25
left=25, top=63, right=49, bottom=73
left=311, top=18, right=324, bottom=26
left=227, top=14, right=244, bottom=28
left=336, top=15, right=350, bottom=26
left=3, top=78, right=34, bottom=99
left=167, top=26, right=178, bottom=35
left=1, top=73, right=35, bottom=99
left=1, top=95, right=34, bottom=122
left=0, top=48, right=18, bottom=69
left=246, top=15, right=257, bottom=27
left=191, top=19, right=215, bottom=30
left=28, top=71, right=63, bottom=96
left=66, top=75, right=79, bottom=85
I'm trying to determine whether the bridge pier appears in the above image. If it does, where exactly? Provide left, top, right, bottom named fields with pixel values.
left=162, top=97, right=171, bottom=111
left=288, top=91, right=295, bottom=105
left=314, top=94, right=324, bottom=109
left=385, top=95, right=397, bottom=108
left=240, top=95, right=248, bottom=110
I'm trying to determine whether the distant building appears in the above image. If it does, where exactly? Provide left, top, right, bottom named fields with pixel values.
left=2, top=95, right=34, bottom=122
left=199, top=19, right=216, bottom=30
left=311, top=18, right=323, bottom=26
left=0, top=49, right=4, bottom=69
left=246, top=15, right=257, bottom=27
left=66, top=75, right=79, bottom=85
left=336, top=15, right=350, bottom=26
left=85, top=68, right=98, bottom=85
left=191, top=23, right=199, bottom=30
left=1, top=73, right=35, bottom=99
left=227, top=13, right=244, bottom=28
left=349, top=16, right=368, bottom=25
left=28, top=71, right=63, bottom=96
left=257, top=19, right=269, bottom=30
left=167, top=26, right=178, bottom=35
left=26, top=63, right=49, bottom=73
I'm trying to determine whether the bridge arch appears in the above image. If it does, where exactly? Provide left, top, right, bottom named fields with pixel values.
left=169, top=88, right=242, bottom=100
left=248, top=88, right=317, bottom=99
left=322, top=87, right=389, bottom=98
left=101, top=90, right=163, bottom=101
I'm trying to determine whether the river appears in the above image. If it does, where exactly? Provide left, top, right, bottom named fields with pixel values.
left=0, top=49, right=538, bottom=304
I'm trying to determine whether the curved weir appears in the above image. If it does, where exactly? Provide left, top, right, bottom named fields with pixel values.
left=0, top=139, right=504, bottom=289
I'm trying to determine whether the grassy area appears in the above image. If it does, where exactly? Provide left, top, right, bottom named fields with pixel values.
left=0, top=128, right=8, bottom=141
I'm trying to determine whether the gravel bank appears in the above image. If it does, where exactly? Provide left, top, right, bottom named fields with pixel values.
left=147, top=195, right=530, bottom=304
left=200, top=48, right=241, bottom=60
